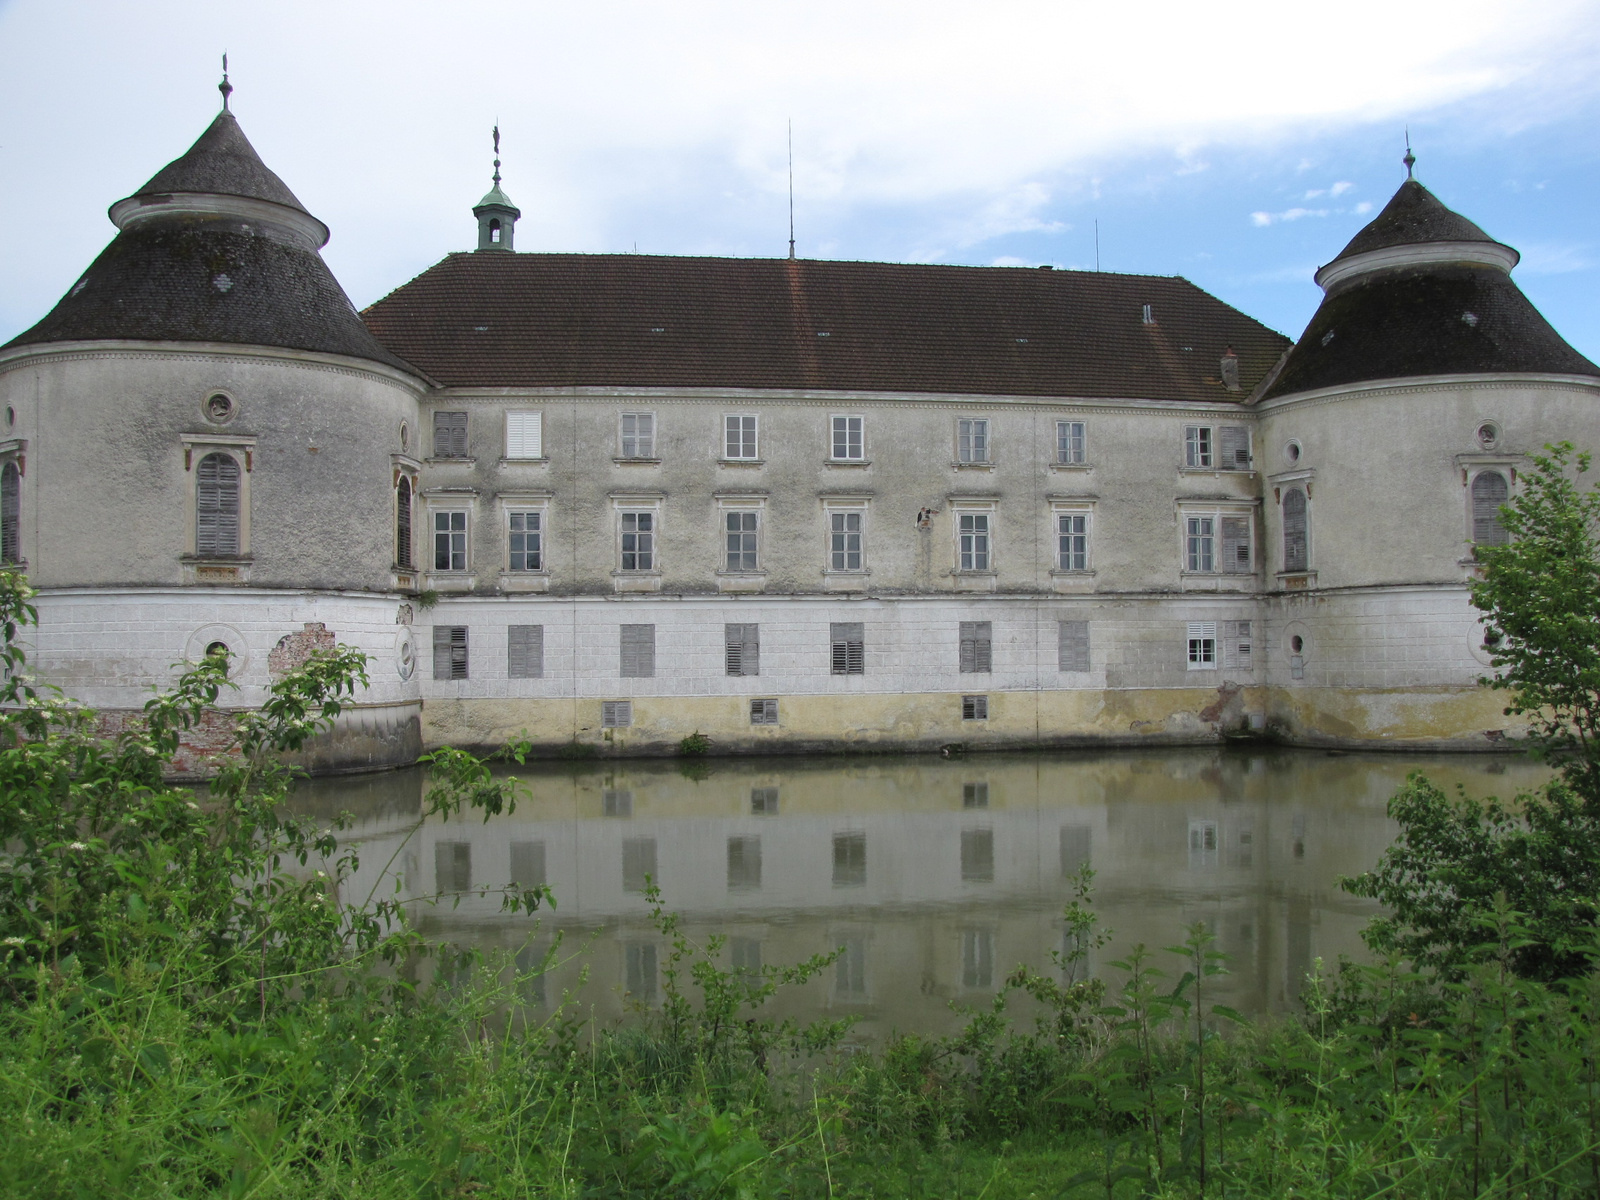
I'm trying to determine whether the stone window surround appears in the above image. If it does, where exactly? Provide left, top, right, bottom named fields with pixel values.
left=612, top=491, right=663, bottom=592
left=391, top=453, right=422, bottom=587
left=421, top=486, right=478, bottom=590
left=821, top=494, right=871, bottom=583
left=1456, top=452, right=1524, bottom=554
left=948, top=498, right=997, bottom=579
left=498, top=489, right=552, bottom=592
left=716, top=492, right=767, bottom=589
left=1048, top=496, right=1096, bottom=579
left=0, top=438, right=26, bottom=569
left=180, top=432, right=254, bottom=580
left=1174, top=497, right=1258, bottom=587
left=1269, top=468, right=1315, bottom=585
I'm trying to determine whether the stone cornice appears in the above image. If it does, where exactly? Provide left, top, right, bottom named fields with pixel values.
left=1253, top=372, right=1600, bottom=416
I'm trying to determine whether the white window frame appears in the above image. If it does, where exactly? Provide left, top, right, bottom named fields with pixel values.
left=1177, top=501, right=1256, bottom=581
left=431, top=507, right=471, bottom=573
left=723, top=508, right=761, bottom=573
left=951, top=501, right=996, bottom=574
left=619, top=411, right=657, bottom=460
left=181, top=434, right=255, bottom=564
left=823, top=500, right=869, bottom=576
left=503, top=410, right=544, bottom=460
left=1186, top=620, right=1218, bottom=670
left=1184, top=423, right=1253, bottom=471
left=617, top=508, right=657, bottom=573
left=1050, top=500, right=1094, bottom=575
left=830, top=414, right=866, bottom=462
left=715, top=494, right=766, bottom=578
left=956, top=417, right=991, bottom=465
left=1055, top=420, right=1087, bottom=466
left=500, top=494, right=549, bottom=577
left=723, top=414, right=760, bottom=462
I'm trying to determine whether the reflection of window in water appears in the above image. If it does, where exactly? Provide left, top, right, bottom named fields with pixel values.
left=833, top=832, right=866, bottom=887
left=1188, top=821, right=1219, bottom=868
left=515, top=943, right=546, bottom=1004
left=625, top=941, right=658, bottom=1001
left=835, top=934, right=867, bottom=997
left=750, top=787, right=779, bottom=815
left=1286, top=900, right=1312, bottom=1001
left=727, top=836, right=762, bottom=890
left=961, top=828, right=994, bottom=883
left=1235, top=828, right=1253, bottom=870
left=1061, top=925, right=1094, bottom=984
left=603, top=789, right=633, bottom=818
left=961, top=928, right=994, bottom=989
left=622, top=838, right=657, bottom=893
left=730, top=936, right=762, bottom=976
left=1292, top=813, right=1306, bottom=860
left=1060, top=824, right=1091, bottom=876
left=509, top=840, right=546, bottom=889
left=435, top=841, right=471, bottom=893
left=963, top=782, right=989, bottom=809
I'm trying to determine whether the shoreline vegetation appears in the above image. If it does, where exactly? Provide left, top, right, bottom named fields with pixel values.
left=7, top=444, right=1600, bottom=1197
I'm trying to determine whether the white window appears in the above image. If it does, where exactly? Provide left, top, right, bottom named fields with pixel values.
left=1057, top=512, right=1088, bottom=571
left=725, top=511, right=759, bottom=571
left=724, top=414, right=759, bottom=460
left=957, top=512, right=991, bottom=571
left=619, top=510, right=655, bottom=571
left=1186, top=621, right=1217, bottom=670
left=829, top=510, right=864, bottom=571
left=507, top=510, right=542, bottom=571
left=1056, top=420, right=1086, bottom=465
left=957, top=418, right=990, bottom=464
left=1184, top=425, right=1212, bottom=469
left=433, top=510, right=468, bottom=571
left=620, top=412, right=655, bottom=459
left=1185, top=424, right=1251, bottom=470
left=831, top=415, right=865, bottom=461
left=1185, top=517, right=1214, bottom=573
left=1183, top=510, right=1253, bottom=575
left=504, top=411, right=543, bottom=459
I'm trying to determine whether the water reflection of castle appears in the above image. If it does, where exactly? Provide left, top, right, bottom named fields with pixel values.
left=298, top=750, right=1545, bottom=1037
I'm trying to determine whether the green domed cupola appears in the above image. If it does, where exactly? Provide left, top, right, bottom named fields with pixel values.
left=473, top=126, right=520, bottom=252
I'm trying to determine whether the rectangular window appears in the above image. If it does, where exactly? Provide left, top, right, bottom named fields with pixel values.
left=958, top=513, right=990, bottom=571
left=622, top=837, right=657, bottom=893
left=830, top=622, right=865, bottom=675
left=1224, top=619, right=1253, bottom=670
left=601, top=700, right=633, bottom=727
left=1058, top=620, right=1091, bottom=672
left=725, top=623, right=760, bottom=676
left=1221, top=517, right=1252, bottom=574
left=619, top=511, right=654, bottom=571
left=961, top=929, right=995, bottom=988
left=620, top=412, right=655, bottom=459
left=1185, top=516, right=1215, bottom=572
left=957, top=418, right=990, bottom=463
left=832, top=832, right=866, bottom=887
left=835, top=934, right=867, bottom=996
left=730, top=937, right=762, bottom=975
left=725, top=511, right=759, bottom=571
left=508, top=624, right=544, bottom=679
left=829, top=511, right=863, bottom=571
left=1057, top=513, right=1088, bottom=571
left=620, top=624, right=656, bottom=678
left=435, top=842, right=471, bottom=893
left=509, top=840, right=546, bottom=889
left=603, top=789, right=633, bottom=817
left=962, top=694, right=989, bottom=721
left=959, top=621, right=992, bottom=673
left=727, top=836, right=762, bottom=891
left=961, top=828, right=995, bottom=881
left=505, top=411, right=543, bottom=459
left=1186, top=621, right=1218, bottom=669
left=1060, top=825, right=1092, bottom=875
left=963, top=782, right=989, bottom=809
left=750, top=786, right=779, bottom=814
left=508, top=510, right=542, bottom=571
left=1056, top=420, right=1086, bottom=465
left=625, top=941, right=657, bottom=1000
left=432, top=626, right=468, bottom=680
left=1218, top=425, right=1251, bottom=471
left=831, top=415, right=864, bottom=460
left=433, top=510, right=468, bottom=571
left=724, top=414, right=758, bottom=460
left=433, top=411, right=468, bottom=458
left=1184, top=425, right=1212, bottom=469
left=750, top=698, right=779, bottom=726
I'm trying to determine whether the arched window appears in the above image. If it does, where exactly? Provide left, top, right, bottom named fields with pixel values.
left=195, top=452, right=241, bottom=556
left=489, top=219, right=501, bottom=244
left=1282, top=487, right=1308, bottom=572
left=1472, top=471, right=1510, bottom=545
left=396, top=476, right=413, bottom=568
left=0, top=461, right=18, bottom=565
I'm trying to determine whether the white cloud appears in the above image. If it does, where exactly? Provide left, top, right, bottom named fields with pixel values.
left=1354, top=201, right=1375, bottom=214
left=1517, top=241, right=1595, bottom=275
left=1252, top=207, right=1331, bottom=226
left=1330, top=180, right=1355, bottom=196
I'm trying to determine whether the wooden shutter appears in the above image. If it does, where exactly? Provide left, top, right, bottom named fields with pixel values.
left=750, top=698, right=778, bottom=725
left=959, top=621, right=992, bottom=673
left=433, top=626, right=468, bottom=679
left=602, top=700, right=633, bottom=728
left=1058, top=620, right=1090, bottom=672
left=725, top=623, right=759, bottom=676
left=1224, top=620, right=1253, bottom=670
left=395, top=477, right=412, bottom=568
left=1282, top=488, right=1308, bottom=571
left=505, top=411, right=542, bottom=458
left=433, top=411, right=467, bottom=457
left=1472, top=472, right=1510, bottom=545
left=1221, top=517, right=1252, bottom=573
left=1218, top=425, right=1251, bottom=470
left=508, top=624, right=544, bottom=679
left=195, top=452, right=240, bottom=556
left=0, top=461, right=19, bottom=564
left=831, top=622, right=864, bottom=675
left=620, top=624, right=656, bottom=678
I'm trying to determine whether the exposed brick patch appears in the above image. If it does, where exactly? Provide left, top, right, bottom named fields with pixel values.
left=268, top=623, right=336, bottom=678
left=1199, top=681, right=1243, bottom=724
left=93, top=707, right=243, bottom=779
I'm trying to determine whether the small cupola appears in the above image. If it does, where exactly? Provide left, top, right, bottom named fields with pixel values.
left=472, top=125, right=520, bottom=252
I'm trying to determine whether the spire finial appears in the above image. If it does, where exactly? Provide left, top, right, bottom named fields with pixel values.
left=1403, top=128, right=1416, bottom=179
left=492, top=123, right=502, bottom=186
left=219, top=53, right=233, bottom=112
left=787, top=119, right=796, bottom=260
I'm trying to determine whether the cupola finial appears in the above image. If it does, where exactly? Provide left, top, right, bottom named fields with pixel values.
left=1403, top=128, right=1416, bottom=179
left=219, top=53, right=233, bottom=112
left=492, top=123, right=502, bottom=186
left=472, top=123, right=520, bottom=251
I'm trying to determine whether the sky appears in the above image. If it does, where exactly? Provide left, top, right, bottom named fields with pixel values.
left=2, top=0, right=1599, bottom=357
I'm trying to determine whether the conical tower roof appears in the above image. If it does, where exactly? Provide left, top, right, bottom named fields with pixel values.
left=130, top=110, right=311, bottom=215
left=1327, top=179, right=1497, bottom=265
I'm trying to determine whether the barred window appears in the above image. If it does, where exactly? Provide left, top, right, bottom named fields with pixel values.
left=195, top=452, right=240, bottom=556
left=830, top=622, right=865, bottom=675
left=432, top=626, right=468, bottom=680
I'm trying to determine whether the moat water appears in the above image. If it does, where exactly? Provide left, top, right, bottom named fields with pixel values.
left=290, top=748, right=1551, bottom=1040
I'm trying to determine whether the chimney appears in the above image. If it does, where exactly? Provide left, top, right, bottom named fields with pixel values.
left=1221, top=345, right=1240, bottom=392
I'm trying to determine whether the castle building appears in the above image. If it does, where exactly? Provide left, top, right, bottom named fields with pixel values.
left=2, top=88, right=1596, bottom=773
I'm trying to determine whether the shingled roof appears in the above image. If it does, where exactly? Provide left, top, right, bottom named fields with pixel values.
left=130, top=111, right=311, bottom=216
left=1328, top=179, right=1497, bottom=266
left=360, top=253, right=1290, bottom=401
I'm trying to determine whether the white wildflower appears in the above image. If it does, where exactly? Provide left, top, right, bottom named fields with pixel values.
left=67, top=841, right=88, bottom=851
left=3, top=936, right=25, bottom=947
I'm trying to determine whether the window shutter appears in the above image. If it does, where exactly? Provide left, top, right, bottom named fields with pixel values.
left=0, top=462, right=19, bottom=564
left=1472, top=472, right=1510, bottom=545
left=434, top=411, right=468, bottom=457
left=1218, top=426, right=1251, bottom=470
left=433, top=626, right=468, bottom=679
left=1221, top=517, right=1252, bottom=573
left=1058, top=620, right=1090, bottom=672
left=508, top=624, right=544, bottom=678
left=724, top=623, right=759, bottom=676
left=620, top=624, right=656, bottom=678
left=1282, top=488, right=1308, bottom=571
left=1224, top=620, right=1253, bottom=670
left=831, top=622, right=864, bottom=675
left=195, top=453, right=240, bottom=556
left=602, top=700, right=633, bottom=728
left=750, top=698, right=778, bottom=725
left=395, top=477, right=412, bottom=568
left=505, top=411, right=542, bottom=458
left=959, top=621, right=992, bottom=673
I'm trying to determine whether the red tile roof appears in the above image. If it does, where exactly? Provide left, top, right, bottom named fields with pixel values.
left=361, top=253, right=1289, bottom=401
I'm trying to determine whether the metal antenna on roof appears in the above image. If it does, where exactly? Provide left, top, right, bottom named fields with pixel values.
left=492, top=123, right=502, bottom=187
left=1094, top=219, right=1100, bottom=272
left=1403, top=128, right=1416, bottom=179
left=787, top=120, right=796, bottom=260
left=219, top=53, right=233, bottom=112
